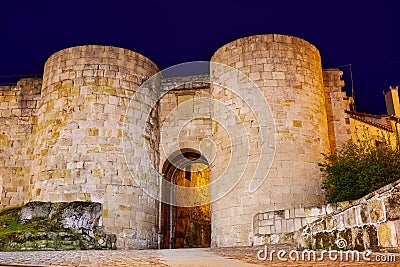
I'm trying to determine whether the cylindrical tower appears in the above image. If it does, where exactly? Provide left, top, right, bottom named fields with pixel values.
left=210, top=34, right=329, bottom=247
left=30, top=45, right=160, bottom=249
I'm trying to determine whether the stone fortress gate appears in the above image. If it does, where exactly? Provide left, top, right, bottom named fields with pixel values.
left=0, top=34, right=350, bottom=249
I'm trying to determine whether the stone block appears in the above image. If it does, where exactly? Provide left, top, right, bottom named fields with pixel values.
left=272, top=71, right=285, bottom=80
left=295, top=208, right=305, bottom=218
left=50, top=193, right=63, bottom=202
left=305, top=206, right=326, bottom=217
left=286, top=219, right=294, bottom=233
left=114, top=217, right=130, bottom=228
left=260, top=219, right=274, bottom=226
left=334, top=214, right=345, bottom=230
left=294, top=218, right=302, bottom=231
left=325, top=217, right=335, bottom=231
left=363, top=225, right=379, bottom=251
left=63, top=193, right=77, bottom=202
left=378, top=222, right=398, bottom=248
left=384, top=192, right=400, bottom=220
left=259, top=226, right=271, bottom=235
left=369, top=199, right=385, bottom=223
left=102, top=217, right=115, bottom=228
left=284, top=209, right=290, bottom=219
left=288, top=208, right=296, bottom=219
left=343, top=208, right=356, bottom=227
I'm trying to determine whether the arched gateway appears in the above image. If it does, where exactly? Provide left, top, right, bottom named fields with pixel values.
left=160, top=149, right=211, bottom=248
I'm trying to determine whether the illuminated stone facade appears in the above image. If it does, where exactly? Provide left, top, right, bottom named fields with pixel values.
left=0, top=34, right=396, bottom=249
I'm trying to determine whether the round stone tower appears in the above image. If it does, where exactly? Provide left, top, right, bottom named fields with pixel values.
left=30, top=45, right=160, bottom=249
left=210, top=34, right=329, bottom=247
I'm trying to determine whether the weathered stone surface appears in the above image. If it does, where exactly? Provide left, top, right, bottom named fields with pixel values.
left=59, top=202, right=102, bottom=231
left=1, top=201, right=116, bottom=251
left=19, top=201, right=52, bottom=221
left=363, top=225, right=379, bottom=251
left=291, top=181, right=400, bottom=252
left=1, top=35, right=400, bottom=250
left=385, top=191, right=400, bottom=220
left=211, top=34, right=329, bottom=247
left=19, top=201, right=102, bottom=231
left=359, top=202, right=370, bottom=224
left=378, top=222, right=398, bottom=248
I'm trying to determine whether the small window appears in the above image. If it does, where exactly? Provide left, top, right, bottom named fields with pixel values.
left=345, top=118, right=350, bottom=125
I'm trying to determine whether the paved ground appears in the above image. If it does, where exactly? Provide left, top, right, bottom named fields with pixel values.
left=0, top=247, right=399, bottom=266
left=0, top=250, right=167, bottom=266
left=161, top=248, right=260, bottom=266
left=0, top=249, right=259, bottom=267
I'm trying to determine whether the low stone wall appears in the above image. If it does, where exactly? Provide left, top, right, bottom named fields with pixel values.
left=297, top=180, right=400, bottom=252
left=253, top=202, right=342, bottom=245
left=253, top=179, right=400, bottom=252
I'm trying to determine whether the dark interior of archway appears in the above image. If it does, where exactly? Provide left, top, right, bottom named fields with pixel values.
left=161, top=151, right=211, bottom=249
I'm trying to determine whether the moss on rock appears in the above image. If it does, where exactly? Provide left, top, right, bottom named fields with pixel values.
left=0, top=202, right=116, bottom=251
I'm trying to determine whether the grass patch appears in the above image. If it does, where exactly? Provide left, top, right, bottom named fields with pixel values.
left=0, top=206, right=34, bottom=239
left=0, top=202, right=117, bottom=251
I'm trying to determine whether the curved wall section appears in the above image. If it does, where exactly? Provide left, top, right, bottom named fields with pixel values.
left=31, top=45, right=160, bottom=248
left=210, top=34, right=329, bottom=247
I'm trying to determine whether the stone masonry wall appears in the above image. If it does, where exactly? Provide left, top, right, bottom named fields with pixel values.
left=0, top=78, right=42, bottom=208
left=349, top=115, right=397, bottom=146
left=297, top=179, right=400, bottom=252
left=0, top=35, right=369, bottom=250
left=253, top=179, right=400, bottom=252
left=158, top=75, right=213, bottom=247
left=28, top=45, right=160, bottom=249
left=210, top=34, right=330, bottom=247
left=253, top=202, right=342, bottom=245
left=159, top=74, right=212, bottom=170
left=323, top=69, right=352, bottom=153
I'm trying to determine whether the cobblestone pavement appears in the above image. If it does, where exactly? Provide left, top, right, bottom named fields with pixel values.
left=0, top=246, right=399, bottom=266
left=161, top=248, right=260, bottom=266
left=0, top=250, right=167, bottom=267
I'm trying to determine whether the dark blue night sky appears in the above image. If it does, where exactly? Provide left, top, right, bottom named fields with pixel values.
left=1, top=1, right=399, bottom=114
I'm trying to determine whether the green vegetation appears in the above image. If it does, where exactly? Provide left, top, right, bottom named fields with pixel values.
left=319, top=139, right=400, bottom=203
left=0, top=206, right=30, bottom=239
left=0, top=206, right=61, bottom=240
left=0, top=202, right=116, bottom=251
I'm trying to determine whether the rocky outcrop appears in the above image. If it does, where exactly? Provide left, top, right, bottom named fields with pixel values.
left=0, top=201, right=116, bottom=251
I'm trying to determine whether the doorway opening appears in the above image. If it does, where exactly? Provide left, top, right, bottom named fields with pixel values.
left=160, top=149, right=211, bottom=249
